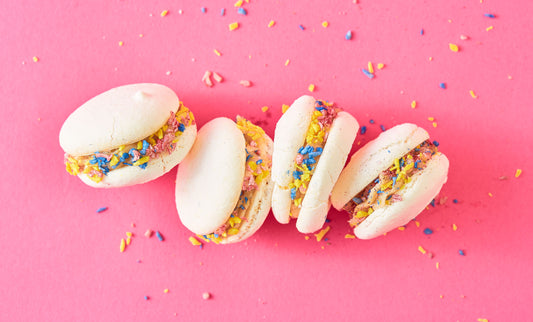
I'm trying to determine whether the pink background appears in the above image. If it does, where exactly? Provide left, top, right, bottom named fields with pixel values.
left=1, top=0, right=532, bottom=321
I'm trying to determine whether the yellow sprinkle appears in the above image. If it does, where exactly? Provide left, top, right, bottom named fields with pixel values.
left=486, top=25, right=494, bottom=31
left=126, top=237, right=132, bottom=245
left=432, top=122, right=438, bottom=128
left=429, top=56, right=433, bottom=61
left=415, top=221, right=420, bottom=228
left=282, top=104, right=290, bottom=113
left=477, top=319, right=489, bottom=322
left=308, top=84, right=315, bottom=92
left=164, top=289, right=169, bottom=293
left=120, top=238, right=126, bottom=252
left=470, top=90, right=478, bottom=98
left=227, top=228, right=239, bottom=235
left=488, top=192, right=493, bottom=197
left=449, top=43, right=459, bottom=52
left=137, top=141, right=143, bottom=150
left=133, top=155, right=149, bottom=166
left=428, top=116, right=435, bottom=121
left=229, top=22, right=239, bottom=31
left=418, top=246, right=427, bottom=254
left=344, top=234, right=356, bottom=239
left=261, top=106, right=269, bottom=112
left=440, top=295, right=444, bottom=299
left=314, top=226, right=331, bottom=242
left=515, top=169, right=522, bottom=178
left=322, top=21, right=329, bottom=28
left=234, top=0, right=243, bottom=7
left=109, top=155, right=119, bottom=167
left=188, top=236, right=202, bottom=246
left=214, top=49, right=222, bottom=56
left=304, top=235, right=310, bottom=240
left=160, top=10, right=169, bottom=17
left=398, top=226, right=406, bottom=231
left=268, top=20, right=276, bottom=28
left=436, top=262, right=440, bottom=269
left=32, top=56, right=39, bottom=62
left=411, top=100, right=417, bottom=109
left=452, top=224, right=458, bottom=231
left=126, top=232, right=133, bottom=238
left=118, top=41, right=124, bottom=46
left=377, top=63, right=385, bottom=69
left=284, top=59, right=290, bottom=66
left=367, top=61, right=374, bottom=74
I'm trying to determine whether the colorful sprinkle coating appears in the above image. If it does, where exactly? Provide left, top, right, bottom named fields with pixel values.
left=96, top=207, right=108, bottom=213
left=314, top=226, right=331, bottom=241
left=449, top=43, right=459, bottom=52
left=65, top=104, right=195, bottom=183
left=156, top=231, right=164, bottom=241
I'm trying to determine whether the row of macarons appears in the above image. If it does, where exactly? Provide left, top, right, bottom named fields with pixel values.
left=59, top=83, right=449, bottom=244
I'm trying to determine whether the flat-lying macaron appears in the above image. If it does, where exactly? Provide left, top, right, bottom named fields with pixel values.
left=271, top=95, right=359, bottom=233
left=331, top=123, right=449, bottom=239
left=175, top=116, right=273, bottom=244
left=60, top=83, right=197, bottom=188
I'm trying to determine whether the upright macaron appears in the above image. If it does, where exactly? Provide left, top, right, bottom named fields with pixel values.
left=271, top=95, right=359, bottom=233
left=331, top=123, right=449, bottom=239
left=60, top=83, right=197, bottom=188
left=175, top=116, right=273, bottom=244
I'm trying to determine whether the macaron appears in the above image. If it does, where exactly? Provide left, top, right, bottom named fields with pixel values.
left=175, top=116, right=273, bottom=244
left=331, top=123, right=449, bottom=239
left=60, top=83, right=197, bottom=188
left=270, top=95, right=359, bottom=233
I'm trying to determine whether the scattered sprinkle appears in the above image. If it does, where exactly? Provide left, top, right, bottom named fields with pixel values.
left=308, top=84, right=316, bottom=92
left=477, top=319, right=489, bottom=322
left=120, top=238, right=126, bottom=252
left=299, top=24, right=305, bottom=31
left=238, top=7, right=247, bottom=15
left=214, top=49, right=222, bottom=56
left=361, top=68, right=374, bottom=79
left=515, top=169, right=522, bottom=178
left=398, top=226, right=406, bottom=231
left=369, top=119, right=375, bottom=124
left=344, top=234, right=356, bottom=239
left=418, top=246, right=427, bottom=254
left=126, top=237, right=132, bottom=245
left=380, top=125, right=386, bottom=132
left=212, top=72, right=223, bottom=83
left=96, top=207, right=108, bottom=213
left=453, top=199, right=458, bottom=203
left=189, top=236, right=202, bottom=246
left=314, top=226, right=331, bottom=242
left=486, top=25, right=494, bottom=31
left=144, top=229, right=153, bottom=238
left=420, top=29, right=424, bottom=35
left=118, top=41, right=124, bottom=46
left=439, top=83, right=446, bottom=89
left=160, top=10, right=169, bottom=17
left=268, top=20, right=276, bottom=28
left=432, top=122, right=437, bottom=128
left=415, top=221, right=421, bottom=228
left=411, top=100, right=417, bottom=109
left=322, top=21, right=329, bottom=28
left=234, top=0, right=243, bottom=7
left=360, top=126, right=367, bottom=134
left=423, top=228, right=433, bottom=235
left=458, top=249, right=465, bottom=256
left=488, top=192, right=493, bottom=197
left=499, top=176, right=508, bottom=180
left=430, top=199, right=436, bottom=207
left=155, top=231, right=164, bottom=241
left=239, top=80, right=252, bottom=87
left=202, top=292, right=211, bottom=300
left=449, top=43, right=459, bottom=52
left=367, top=62, right=374, bottom=74
left=377, top=63, right=385, bottom=69
left=433, top=140, right=440, bottom=146
left=436, top=262, right=440, bottom=269
left=144, top=296, right=149, bottom=301
left=345, top=30, right=353, bottom=40
left=469, top=90, right=478, bottom=98
left=261, top=106, right=269, bottom=112
left=284, top=59, right=290, bottom=66
left=166, top=71, right=172, bottom=76
left=282, top=104, right=290, bottom=113
left=460, top=34, right=469, bottom=40
left=229, top=22, right=239, bottom=31
left=32, top=56, right=39, bottom=62
left=220, top=8, right=225, bottom=16
left=452, top=224, right=458, bottom=231
left=164, top=289, right=169, bottom=293
left=428, top=116, right=435, bottom=121
left=304, top=235, right=310, bottom=240
left=202, top=70, right=213, bottom=87
left=484, top=13, right=496, bottom=18
left=201, top=7, right=206, bottom=13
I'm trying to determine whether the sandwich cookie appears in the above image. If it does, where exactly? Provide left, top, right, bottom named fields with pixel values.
left=60, top=83, right=196, bottom=188
left=331, top=123, right=449, bottom=239
left=175, top=117, right=273, bottom=244
left=271, top=95, right=359, bottom=233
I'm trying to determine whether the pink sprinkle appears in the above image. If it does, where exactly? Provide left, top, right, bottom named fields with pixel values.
left=391, top=194, right=403, bottom=202
left=239, top=80, right=252, bottom=87
left=88, top=169, right=103, bottom=178
left=242, top=175, right=258, bottom=191
left=295, top=154, right=304, bottom=164
left=202, top=71, right=213, bottom=87
left=213, top=72, right=224, bottom=83
left=94, top=153, right=112, bottom=161
left=130, top=149, right=141, bottom=162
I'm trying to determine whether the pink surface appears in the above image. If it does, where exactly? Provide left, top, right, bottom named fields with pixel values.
left=1, top=0, right=532, bottom=321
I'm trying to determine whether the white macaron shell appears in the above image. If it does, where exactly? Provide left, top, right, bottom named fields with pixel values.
left=175, top=118, right=246, bottom=236
left=331, top=123, right=430, bottom=210
left=353, top=153, right=449, bottom=239
left=296, top=111, right=359, bottom=233
left=60, top=83, right=180, bottom=156
left=77, top=124, right=197, bottom=188
left=271, top=95, right=315, bottom=224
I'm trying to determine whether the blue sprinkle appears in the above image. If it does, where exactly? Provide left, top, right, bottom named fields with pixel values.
left=345, top=30, right=353, bottom=40
left=155, top=231, right=164, bottom=241
left=360, top=126, right=367, bottom=134
left=484, top=13, right=496, bottom=18
left=240, top=205, right=245, bottom=210
left=453, top=199, right=458, bottom=203
left=144, top=296, right=149, bottom=301
left=290, top=188, right=297, bottom=200
left=377, top=190, right=384, bottom=194
left=439, top=83, right=446, bottom=89
left=399, top=158, right=405, bottom=168
left=430, top=199, right=436, bottom=207
left=315, top=106, right=327, bottom=111
left=324, top=238, right=329, bottom=241
left=374, top=178, right=380, bottom=183
left=89, top=157, right=98, bottom=164
left=414, top=160, right=420, bottom=169
left=299, top=24, right=305, bottom=30
left=238, top=7, right=247, bottom=15
left=325, top=218, right=331, bottom=223
left=298, top=146, right=304, bottom=153
left=246, top=154, right=252, bottom=161
left=380, top=125, right=386, bottom=132
left=178, top=123, right=185, bottom=132
left=362, top=68, right=375, bottom=79
left=369, top=119, right=375, bottom=124
left=220, top=8, right=225, bottom=16
left=293, top=171, right=303, bottom=180
left=123, top=162, right=132, bottom=166
left=122, top=152, right=129, bottom=159
left=140, top=140, right=149, bottom=155
left=433, top=140, right=440, bottom=147
left=256, top=159, right=263, bottom=164
left=96, top=207, right=108, bottom=213
left=315, top=147, right=323, bottom=153
left=201, top=7, right=206, bottom=13
left=392, top=176, right=397, bottom=186
left=138, top=163, right=148, bottom=169
left=420, top=28, right=424, bottom=35
left=458, top=249, right=465, bottom=256
left=303, top=158, right=316, bottom=165
left=214, top=234, right=219, bottom=238
left=244, top=197, right=248, bottom=202
left=423, top=228, right=433, bottom=235
left=301, top=145, right=313, bottom=154
left=308, top=151, right=321, bottom=158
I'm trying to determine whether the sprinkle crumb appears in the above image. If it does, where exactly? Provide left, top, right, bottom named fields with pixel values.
left=322, top=21, right=329, bottom=28
left=418, top=246, right=427, bottom=254
left=268, top=20, right=276, bottom=28
left=118, top=41, right=124, bottom=46
left=367, top=62, right=374, bottom=74
left=398, top=226, right=406, bottom=231
left=460, top=35, right=469, bottom=40
left=32, top=56, right=39, bottom=62
left=411, top=100, right=417, bottom=109
left=488, top=192, right=493, bottom=197
left=164, top=289, right=169, bottom=293
left=452, top=224, right=458, bottom=231
left=144, top=229, right=153, bottom=238
left=486, top=26, right=494, bottom=31
left=377, top=63, right=385, bottom=69
left=144, top=296, right=149, bottom=301
left=166, top=71, right=172, bottom=76
left=344, top=234, right=356, bottom=239
left=202, top=292, right=211, bottom=300
left=282, top=104, right=290, bottom=113
left=239, top=80, right=252, bottom=87
left=189, top=236, right=202, bottom=246
left=314, top=226, right=331, bottom=241
left=126, top=237, right=132, bottom=245
left=449, top=43, right=459, bottom=52
left=440, top=295, right=444, bottom=299
left=428, top=116, right=435, bottom=121
left=212, top=72, right=223, bottom=83
left=308, top=84, right=316, bottom=92
left=515, top=169, right=522, bottom=178
left=432, top=122, right=437, bottom=128
left=261, top=106, right=269, bottom=112
left=304, top=235, right=310, bottom=240
left=415, top=221, right=420, bottom=228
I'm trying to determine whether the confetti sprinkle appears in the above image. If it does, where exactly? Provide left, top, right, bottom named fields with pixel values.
left=515, top=169, right=522, bottom=178
left=118, top=41, right=124, bottom=46
left=484, top=13, right=496, bottom=18
left=415, top=221, right=421, bottom=228
left=304, top=235, right=310, bottom=240
left=314, top=226, right=331, bottom=241
left=344, top=234, right=356, bottom=239
left=449, top=43, right=459, bottom=52
left=345, top=30, right=353, bottom=40
left=432, top=122, right=438, bottom=128
left=234, top=0, right=243, bottom=7
left=261, top=106, right=269, bottom=112
left=120, top=238, right=126, bottom=252
left=284, top=59, right=290, bottom=66
left=380, top=125, right=386, bottom=132
left=361, top=69, right=374, bottom=79
left=420, top=29, right=424, bottom=35
left=202, top=292, right=211, bottom=300
left=488, top=192, right=493, bottom=197
left=96, top=207, right=108, bottom=213
left=469, top=90, right=478, bottom=98
left=452, top=224, right=458, bottom=231
left=411, top=100, right=417, bottom=109
left=189, top=236, right=202, bottom=246
left=268, top=20, right=276, bottom=28
left=377, top=63, right=385, bottom=69
left=144, top=296, right=149, bottom=301
left=453, top=199, right=458, bottom=203
left=32, top=56, right=39, bottom=62
left=214, top=49, right=222, bottom=56
left=477, top=319, right=489, bottom=322
left=486, top=25, right=494, bottom=31
left=282, top=104, right=290, bottom=113
left=212, top=72, right=223, bottom=83
left=160, top=10, right=169, bottom=17
left=423, top=228, right=433, bottom=235
left=239, top=80, right=252, bottom=87
left=144, top=229, right=153, bottom=238
left=458, top=249, right=465, bottom=256
left=428, top=116, right=435, bottom=121
left=360, top=126, right=367, bottom=134
left=299, top=24, right=305, bottom=31
left=398, top=226, right=406, bottom=231
left=436, top=262, right=440, bottom=269
left=367, top=62, right=374, bottom=74
left=126, top=237, right=132, bottom=245
left=322, top=21, right=329, bottom=28
left=220, top=8, right=225, bottom=16
left=369, top=119, right=375, bottom=124
left=238, top=7, right=247, bottom=15
left=155, top=231, right=164, bottom=241
left=202, top=70, right=213, bottom=87
left=308, top=84, right=316, bottom=92
left=229, top=22, right=239, bottom=31
left=164, top=289, right=169, bottom=293
left=201, top=7, right=206, bottom=13
left=418, top=246, right=427, bottom=254
left=439, top=83, right=446, bottom=89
